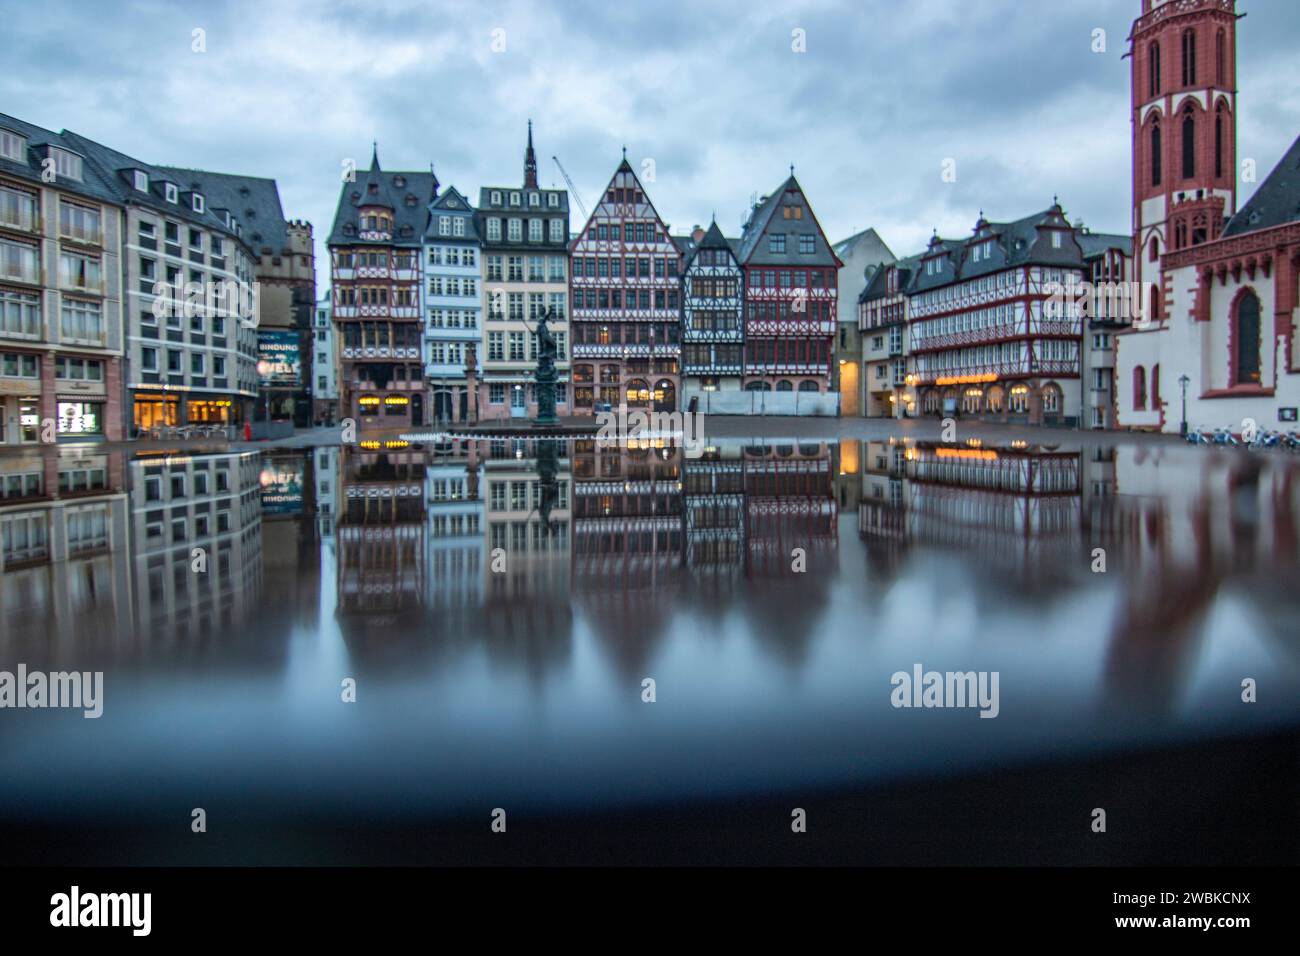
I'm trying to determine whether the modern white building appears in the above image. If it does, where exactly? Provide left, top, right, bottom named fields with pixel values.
left=312, top=291, right=338, bottom=424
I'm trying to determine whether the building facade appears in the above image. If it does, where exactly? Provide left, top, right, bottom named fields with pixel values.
left=312, top=292, right=338, bottom=424
left=570, top=157, right=681, bottom=413
left=1116, top=0, right=1300, bottom=433
left=327, top=148, right=431, bottom=431
left=901, top=207, right=1129, bottom=427
left=832, top=228, right=895, bottom=416
left=477, top=125, right=570, bottom=421
left=680, top=221, right=744, bottom=406
left=422, top=186, right=480, bottom=424
left=158, top=170, right=316, bottom=428
left=859, top=254, right=918, bottom=418
left=736, top=174, right=841, bottom=402
left=1, top=115, right=126, bottom=444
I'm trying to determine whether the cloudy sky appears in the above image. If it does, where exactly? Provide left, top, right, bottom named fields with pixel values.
left=5, top=0, right=1299, bottom=289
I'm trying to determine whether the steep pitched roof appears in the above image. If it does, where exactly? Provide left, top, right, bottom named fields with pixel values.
left=1222, top=132, right=1300, bottom=238
left=737, top=174, right=842, bottom=268
left=682, top=220, right=741, bottom=269
left=154, top=167, right=288, bottom=251
left=861, top=252, right=924, bottom=303
left=424, top=185, right=480, bottom=241
left=327, top=148, right=438, bottom=246
left=0, top=113, right=122, bottom=207
left=57, top=128, right=250, bottom=244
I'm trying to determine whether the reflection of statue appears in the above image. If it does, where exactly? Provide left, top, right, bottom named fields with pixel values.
left=533, top=307, right=559, bottom=428
left=537, top=437, right=560, bottom=534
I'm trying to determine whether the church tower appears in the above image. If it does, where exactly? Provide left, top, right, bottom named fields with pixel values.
left=1129, top=0, right=1238, bottom=321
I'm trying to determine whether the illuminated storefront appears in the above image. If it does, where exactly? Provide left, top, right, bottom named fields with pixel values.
left=187, top=398, right=233, bottom=423
left=56, top=400, right=104, bottom=437
left=133, top=393, right=180, bottom=430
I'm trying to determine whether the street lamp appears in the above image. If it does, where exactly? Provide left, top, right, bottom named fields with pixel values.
left=1179, top=374, right=1190, bottom=436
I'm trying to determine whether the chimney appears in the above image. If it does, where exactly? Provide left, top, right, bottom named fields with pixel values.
left=691, top=224, right=704, bottom=243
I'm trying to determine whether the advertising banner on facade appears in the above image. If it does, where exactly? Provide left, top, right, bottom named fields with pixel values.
left=257, top=331, right=301, bottom=387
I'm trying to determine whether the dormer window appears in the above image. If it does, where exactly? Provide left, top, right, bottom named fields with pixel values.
left=192, top=193, right=205, bottom=214
left=509, top=192, right=520, bottom=206
left=491, top=191, right=502, bottom=205
left=0, top=130, right=25, bottom=162
left=133, top=170, right=149, bottom=191
left=48, top=147, right=82, bottom=181
left=528, top=192, right=540, bottom=207
left=547, top=193, right=559, bottom=208
left=393, top=175, right=406, bottom=188
left=164, top=183, right=179, bottom=203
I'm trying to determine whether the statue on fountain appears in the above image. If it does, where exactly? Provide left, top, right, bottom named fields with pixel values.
left=533, top=306, right=559, bottom=428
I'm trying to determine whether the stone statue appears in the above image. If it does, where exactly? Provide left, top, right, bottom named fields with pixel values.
left=533, top=307, right=559, bottom=428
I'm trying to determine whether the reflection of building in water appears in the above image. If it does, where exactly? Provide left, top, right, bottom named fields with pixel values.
left=856, top=439, right=1101, bottom=576
left=337, top=443, right=426, bottom=614
left=743, top=442, right=838, bottom=577
left=1097, top=448, right=1300, bottom=711
left=572, top=440, right=682, bottom=587
left=482, top=437, right=570, bottom=601
left=259, top=450, right=320, bottom=626
left=571, top=439, right=683, bottom=672
left=127, top=451, right=263, bottom=639
left=425, top=438, right=484, bottom=609
left=0, top=450, right=131, bottom=648
left=682, top=444, right=745, bottom=582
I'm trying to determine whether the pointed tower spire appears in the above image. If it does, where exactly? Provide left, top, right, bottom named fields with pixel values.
left=371, top=141, right=380, bottom=171
left=523, top=120, right=538, bottom=188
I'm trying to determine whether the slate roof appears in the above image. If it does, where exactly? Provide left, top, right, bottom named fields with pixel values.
left=1222, top=131, right=1300, bottom=238
left=155, top=167, right=289, bottom=252
left=327, top=147, right=440, bottom=246
left=1076, top=231, right=1132, bottom=258
left=833, top=226, right=894, bottom=264
left=860, top=252, right=925, bottom=303
left=423, top=185, right=480, bottom=242
left=55, top=129, right=253, bottom=245
left=681, top=220, right=741, bottom=270
left=736, top=174, right=842, bottom=268
left=0, top=113, right=122, bottom=207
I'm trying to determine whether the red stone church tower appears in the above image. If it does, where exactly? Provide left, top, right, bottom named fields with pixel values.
left=1129, top=0, right=1238, bottom=323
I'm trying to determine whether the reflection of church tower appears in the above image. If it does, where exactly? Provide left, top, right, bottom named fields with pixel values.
left=1129, top=0, right=1238, bottom=318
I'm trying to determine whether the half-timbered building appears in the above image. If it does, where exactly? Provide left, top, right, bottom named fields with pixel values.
left=327, top=147, right=431, bottom=430
left=903, top=206, right=1129, bottom=427
left=570, top=156, right=682, bottom=413
left=680, top=220, right=743, bottom=404
left=736, top=174, right=841, bottom=399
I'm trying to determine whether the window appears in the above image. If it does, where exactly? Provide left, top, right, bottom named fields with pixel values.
left=164, top=183, right=179, bottom=203
left=1148, top=41, right=1161, bottom=97
left=192, top=193, right=205, bottom=213
left=1234, top=290, right=1261, bottom=385
left=549, top=219, right=563, bottom=243
left=768, top=234, right=786, bottom=254
left=508, top=219, right=521, bottom=242
left=141, top=346, right=158, bottom=372
left=0, top=239, right=39, bottom=282
left=133, top=170, right=149, bottom=191
left=60, top=201, right=102, bottom=243
left=49, top=147, right=82, bottom=181
left=1215, top=105, right=1225, bottom=178
left=799, top=235, right=815, bottom=254
left=1132, top=366, right=1147, bottom=410
left=489, top=383, right=505, bottom=404
left=1151, top=122, right=1162, bottom=187
left=0, top=129, right=26, bottom=162
left=1216, top=29, right=1225, bottom=84
left=60, top=299, right=103, bottom=343
left=0, top=185, right=38, bottom=232
left=1181, top=28, right=1196, bottom=86
left=1182, top=107, right=1195, bottom=179
left=529, top=219, right=542, bottom=242
left=0, top=289, right=40, bottom=337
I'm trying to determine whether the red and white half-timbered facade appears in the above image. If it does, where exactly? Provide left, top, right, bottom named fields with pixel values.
left=570, top=158, right=682, bottom=412
left=736, top=175, right=840, bottom=394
